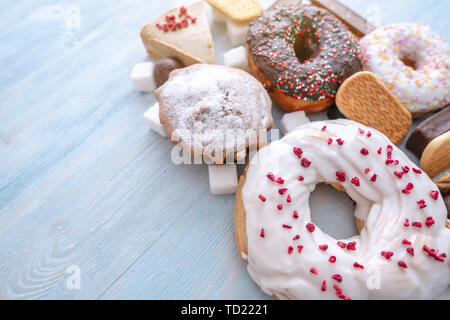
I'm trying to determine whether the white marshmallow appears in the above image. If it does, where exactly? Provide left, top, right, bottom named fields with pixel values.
left=280, top=110, right=310, bottom=135
left=223, top=46, right=249, bottom=72
left=131, top=62, right=156, bottom=92
left=226, top=19, right=249, bottom=46
left=143, top=103, right=167, bottom=137
left=211, top=7, right=228, bottom=23
left=208, top=164, right=238, bottom=195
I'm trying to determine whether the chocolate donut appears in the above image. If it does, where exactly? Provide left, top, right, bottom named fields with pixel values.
left=246, top=5, right=361, bottom=112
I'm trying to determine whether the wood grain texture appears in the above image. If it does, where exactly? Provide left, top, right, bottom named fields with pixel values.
left=0, top=0, right=449, bottom=299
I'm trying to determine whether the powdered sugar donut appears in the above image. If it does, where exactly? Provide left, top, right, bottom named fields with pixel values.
left=156, top=64, right=273, bottom=164
left=360, top=23, right=450, bottom=115
left=234, top=119, right=449, bottom=299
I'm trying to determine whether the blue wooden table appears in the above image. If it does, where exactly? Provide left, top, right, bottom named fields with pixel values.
left=0, top=0, right=449, bottom=299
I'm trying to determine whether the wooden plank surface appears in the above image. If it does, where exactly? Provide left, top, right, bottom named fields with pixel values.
left=0, top=0, right=448, bottom=299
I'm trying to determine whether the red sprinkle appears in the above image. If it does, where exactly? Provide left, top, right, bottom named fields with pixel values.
left=402, top=239, right=412, bottom=246
left=258, top=194, right=266, bottom=202
left=321, top=280, right=327, bottom=291
left=298, top=175, right=304, bottom=181
left=412, top=221, right=422, bottom=228
left=327, top=138, right=332, bottom=145
left=322, top=125, right=327, bottom=131
left=417, top=199, right=426, bottom=209
left=333, top=284, right=343, bottom=295
left=288, top=246, right=293, bottom=254
left=407, top=247, right=414, bottom=256
left=336, top=138, right=344, bottom=145
left=402, top=183, right=414, bottom=194
left=301, top=158, right=311, bottom=168
left=286, top=194, right=292, bottom=203
left=310, top=268, right=319, bottom=274
left=394, top=171, right=404, bottom=179
left=371, top=174, right=377, bottom=182
left=293, top=234, right=300, bottom=241
left=276, top=177, right=284, bottom=184
left=267, top=172, right=275, bottom=181
left=364, top=168, right=370, bottom=174
left=319, top=244, right=328, bottom=251
left=283, top=224, right=292, bottom=229
left=293, top=210, right=299, bottom=219
left=412, top=168, right=422, bottom=174
left=377, top=147, right=382, bottom=154
left=297, top=245, right=304, bottom=253
left=346, top=241, right=356, bottom=250
left=277, top=204, right=283, bottom=210
left=398, top=260, right=408, bottom=268
left=336, top=171, right=346, bottom=182
left=423, top=245, right=446, bottom=262
left=293, top=147, right=303, bottom=158
left=367, top=131, right=372, bottom=137
left=332, top=274, right=342, bottom=282
left=358, top=128, right=365, bottom=134
left=404, top=218, right=410, bottom=227
left=360, top=148, right=369, bottom=155
left=425, top=216, right=435, bottom=227
left=306, top=223, right=315, bottom=232
left=381, top=251, right=394, bottom=259
left=429, top=191, right=439, bottom=200
left=402, top=166, right=410, bottom=173
left=279, top=188, right=288, bottom=195
left=260, top=228, right=265, bottom=238
left=351, top=177, right=360, bottom=187
left=353, top=262, right=364, bottom=269
left=337, top=241, right=346, bottom=248
left=385, top=159, right=394, bottom=165
left=387, top=145, right=393, bottom=153
left=329, top=256, right=336, bottom=263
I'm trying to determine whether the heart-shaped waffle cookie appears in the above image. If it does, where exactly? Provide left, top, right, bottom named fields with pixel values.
left=336, top=71, right=412, bottom=145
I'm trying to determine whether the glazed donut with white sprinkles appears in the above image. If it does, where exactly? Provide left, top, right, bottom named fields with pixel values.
left=360, top=23, right=450, bottom=115
left=238, top=119, right=449, bottom=299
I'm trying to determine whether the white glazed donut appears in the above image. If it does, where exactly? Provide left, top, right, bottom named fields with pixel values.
left=360, top=23, right=450, bottom=115
left=241, top=119, right=449, bottom=299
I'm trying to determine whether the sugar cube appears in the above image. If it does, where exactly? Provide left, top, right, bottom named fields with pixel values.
left=226, top=19, right=249, bottom=46
left=208, top=164, right=238, bottom=195
left=143, top=103, right=167, bottom=137
left=131, top=62, right=156, bottom=92
left=223, top=46, right=249, bottom=71
left=280, top=110, right=310, bottom=135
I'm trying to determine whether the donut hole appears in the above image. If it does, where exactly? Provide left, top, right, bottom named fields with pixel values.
left=399, top=55, right=417, bottom=70
left=309, top=183, right=359, bottom=239
left=293, top=30, right=320, bottom=63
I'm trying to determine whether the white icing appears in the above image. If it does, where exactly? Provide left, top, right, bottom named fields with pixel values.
left=242, top=119, right=449, bottom=299
left=360, top=23, right=450, bottom=114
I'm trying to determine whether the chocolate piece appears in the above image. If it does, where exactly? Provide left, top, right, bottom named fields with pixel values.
left=444, top=193, right=450, bottom=219
left=154, top=58, right=184, bottom=87
left=406, top=107, right=450, bottom=158
left=311, top=0, right=375, bottom=38
left=327, top=104, right=346, bottom=120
